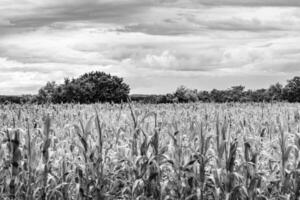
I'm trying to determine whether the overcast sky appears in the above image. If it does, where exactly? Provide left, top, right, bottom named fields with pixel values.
left=0, top=0, right=299, bottom=95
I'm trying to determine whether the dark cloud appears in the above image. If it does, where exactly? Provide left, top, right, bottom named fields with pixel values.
left=199, top=18, right=283, bottom=32
left=168, top=0, right=300, bottom=7
left=0, top=0, right=154, bottom=30
left=119, top=22, right=196, bottom=35
left=120, top=18, right=284, bottom=36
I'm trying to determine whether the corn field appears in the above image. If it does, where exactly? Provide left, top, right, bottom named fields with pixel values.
left=1, top=103, right=300, bottom=200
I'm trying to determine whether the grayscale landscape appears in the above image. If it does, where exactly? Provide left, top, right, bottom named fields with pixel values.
left=0, top=1, right=300, bottom=199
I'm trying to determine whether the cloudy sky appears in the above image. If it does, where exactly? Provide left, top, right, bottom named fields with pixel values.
left=0, top=0, right=299, bottom=95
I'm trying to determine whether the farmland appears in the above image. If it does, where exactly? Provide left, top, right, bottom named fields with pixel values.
left=0, top=103, right=300, bottom=200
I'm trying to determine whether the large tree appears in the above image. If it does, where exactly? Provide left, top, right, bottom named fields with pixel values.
left=37, top=71, right=130, bottom=103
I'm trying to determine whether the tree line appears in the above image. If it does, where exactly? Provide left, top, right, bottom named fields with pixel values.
left=1, top=72, right=300, bottom=104
left=131, top=76, right=300, bottom=103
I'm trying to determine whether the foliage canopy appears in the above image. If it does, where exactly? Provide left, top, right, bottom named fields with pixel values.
left=37, top=71, right=130, bottom=103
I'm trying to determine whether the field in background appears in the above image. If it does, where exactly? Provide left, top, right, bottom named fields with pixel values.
left=0, top=103, right=300, bottom=199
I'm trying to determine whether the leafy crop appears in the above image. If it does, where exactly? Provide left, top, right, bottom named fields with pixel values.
left=0, top=103, right=299, bottom=199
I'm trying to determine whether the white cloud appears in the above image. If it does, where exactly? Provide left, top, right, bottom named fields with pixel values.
left=0, top=1, right=299, bottom=94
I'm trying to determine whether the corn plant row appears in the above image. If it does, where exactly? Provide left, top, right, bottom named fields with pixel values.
left=0, top=103, right=299, bottom=200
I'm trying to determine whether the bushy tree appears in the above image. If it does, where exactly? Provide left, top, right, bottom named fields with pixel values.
left=174, top=86, right=189, bottom=103
left=210, top=89, right=226, bottom=103
left=268, top=83, right=283, bottom=101
left=229, top=86, right=245, bottom=102
left=37, top=71, right=130, bottom=103
left=250, top=89, right=268, bottom=102
left=37, top=81, right=57, bottom=103
left=283, top=76, right=300, bottom=102
left=165, top=93, right=176, bottom=103
left=174, top=86, right=198, bottom=103
left=197, top=91, right=210, bottom=102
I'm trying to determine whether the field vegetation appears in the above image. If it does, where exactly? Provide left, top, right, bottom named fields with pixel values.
left=0, top=102, right=300, bottom=199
